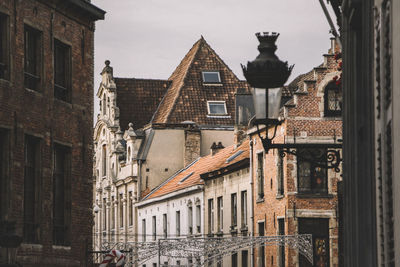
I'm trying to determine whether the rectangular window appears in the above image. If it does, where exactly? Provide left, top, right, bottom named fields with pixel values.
left=208, top=199, right=214, bottom=234
left=128, top=192, right=133, bottom=226
left=103, top=198, right=106, bottom=231
left=152, top=216, right=156, bottom=241
left=258, top=222, right=265, bottom=267
left=176, top=260, right=181, bottom=266
left=297, top=148, right=328, bottom=194
left=0, top=130, right=8, bottom=220
left=102, top=145, right=107, bottom=177
left=241, top=190, right=247, bottom=228
left=231, top=193, right=237, bottom=228
left=0, top=13, right=9, bottom=80
left=119, top=194, right=124, bottom=228
left=324, top=82, right=342, bottom=117
left=176, top=211, right=180, bottom=237
left=142, top=219, right=146, bottom=242
left=53, top=144, right=71, bottom=246
left=196, top=204, right=201, bottom=233
left=277, top=150, right=284, bottom=195
left=188, top=206, right=193, bottom=235
left=163, top=213, right=167, bottom=238
left=24, top=136, right=41, bottom=243
left=217, top=196, right=223, bottom=233
left=278, top=219, right=285, bottom=267
left=111, top=196, right=115, bottom=229
left=207, top=101, right=227, bottom=115
left=202, top=71, right=221, bottom=83
left=232, top=253, right=238, bottom=267
left=298, top=218, right=330, bottom=267
left=241, top=250, right=248, bottom=267
left=24, top=25, right=42, bottom=90
left=257, top=153, right=264, bottom=199
left=54, top=39, right=71, bottom=102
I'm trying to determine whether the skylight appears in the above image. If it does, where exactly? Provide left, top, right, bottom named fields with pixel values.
left=207, top=101, right=227, bottom=115
left=179, top=172, right=194, bottom=183
left=226, top=150, right=244, bottom=163
left=202, top=71, right=221, bottom=83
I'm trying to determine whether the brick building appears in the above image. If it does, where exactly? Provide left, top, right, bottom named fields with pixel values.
left=0, top=0, right=104, bottom=266
left=249, top=40, right=342, bottom=267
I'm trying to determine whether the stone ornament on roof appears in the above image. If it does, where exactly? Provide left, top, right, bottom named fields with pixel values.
left=101, top=60, right=116, bottom=88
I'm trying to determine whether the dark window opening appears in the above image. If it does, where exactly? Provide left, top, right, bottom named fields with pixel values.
left=119, top=193, right=123, bottom=228
left=129, top=192, right=133, bottom=226
left=277, top=150, right=284, bottom=195
left=241, top=191, right=247, bottom=228
left=24, top=25, right=42, bottom=91
left=0, top=130, right=9, bottom=220
left=163, top=213, right=167, bottom=238
left=298, top=218, right=330, bottom=267
left=297, top=148, right=328, bottom=194
left=188, top=206, right=193, bottom=235
left=54, top=39, right=71, bottom=102
left=24, top=135, right=41, bottom=243
left=53, top=144, right=71, bottom=246
left=232, top=253, right=238, bottom=267
left=324, top=81, right=342, bottom=117
left=278, top=218, right=285, bottom=267
left=258, top=222, right=265, bottom=267
left=231, top=193, right=237, bottom=228
left=152, top=216, right=156, bottom=241
left=111, top=196, right=115, bottom=229
left=208, top=199, right=214, bottom=234
left=176, top=211, right=180, bottom=237
left=241, top=250, right=248, bottom=267
left=257, top=153, right=264, bottom=199
left=217, top=197, right=223, bottom=233
left=0, top=13, right=9, bottom=80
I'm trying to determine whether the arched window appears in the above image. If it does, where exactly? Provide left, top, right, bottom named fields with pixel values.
left=102, top=144, right=107, bottom=177
left=324, top=81, right=342, bottom=117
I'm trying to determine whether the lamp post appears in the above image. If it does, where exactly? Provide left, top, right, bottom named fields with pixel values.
left=242, top=32, right=342, bottom=172
left=0, top=221, right=22, bottom=267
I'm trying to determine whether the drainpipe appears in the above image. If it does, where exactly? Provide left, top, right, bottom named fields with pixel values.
left=137, top=159, right=142, bottom=201
left=249, top=138, right=255, bottom=267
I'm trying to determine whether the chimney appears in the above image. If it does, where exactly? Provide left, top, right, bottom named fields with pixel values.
left=211, top=142, right=225, bottom=156
left=184, top=128, right=201, bottom=166
left=234, top=125, right=248, bottom=148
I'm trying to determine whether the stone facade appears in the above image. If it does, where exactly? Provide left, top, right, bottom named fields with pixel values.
left=0, top=0, right=104, bottom=266
left=249, top=41, right=342, bottom=267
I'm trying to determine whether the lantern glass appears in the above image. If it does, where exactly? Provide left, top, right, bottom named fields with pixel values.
left=251, top=87, right=282, bottom=120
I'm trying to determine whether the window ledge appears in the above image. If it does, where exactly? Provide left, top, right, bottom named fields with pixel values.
left=207, top=233, right=214, bottom=237
left=296, top=193, right=334, bottom=199
left=203, top=83, right=223, bottom=86
left=54, top=98, right=72, bottom=108
left=21, top=243, right=43, bottom=251
left=256, top=198, right=265, bottom=203
left=276, top=194, right=284, bottom=199
left=206, top=115, right=231, bottom=119
left=0, top=78, right=11, bottom=86
left=24, top=87, right=43, bottom=96
left=52, top=245, right=71, bottom=251
left=216, top=231, right=224, bottom=237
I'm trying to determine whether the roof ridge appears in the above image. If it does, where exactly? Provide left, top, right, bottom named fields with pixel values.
left=114, top=77, right=170, bottom=82
left=151, top=38, right=204, bottom=124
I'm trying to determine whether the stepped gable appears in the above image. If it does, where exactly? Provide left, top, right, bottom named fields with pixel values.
left=115, top=78, right=171, bottom=130
left=152, top=37, right=251, bottom=126
left=144, top=140, right=250, bottom=200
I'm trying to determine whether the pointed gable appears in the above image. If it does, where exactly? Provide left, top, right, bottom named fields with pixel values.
left=152, top=37, right=251, bottom=126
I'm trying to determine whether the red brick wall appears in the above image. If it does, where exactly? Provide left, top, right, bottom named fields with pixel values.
left=250, top=48, right=341, bottom=267
left=0, top=1, right=97, bottom=266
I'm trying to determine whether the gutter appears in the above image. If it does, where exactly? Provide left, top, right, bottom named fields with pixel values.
left=66, top=0, right=106, bottom=20
left=249, top=138, right=255, bottom=267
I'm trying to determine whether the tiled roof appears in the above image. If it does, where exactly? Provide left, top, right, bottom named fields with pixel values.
left=151, top=37, right=251, bottom=126
left=144, top=140, right=250, bottom=200
left=115, top=78, right=171, bottom=130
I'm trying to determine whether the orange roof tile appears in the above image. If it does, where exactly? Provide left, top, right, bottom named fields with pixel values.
left=144, top=140, right=250, bottom=200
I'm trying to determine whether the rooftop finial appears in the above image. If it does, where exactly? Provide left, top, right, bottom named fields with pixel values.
left=100, top=59, right=115, bottom=86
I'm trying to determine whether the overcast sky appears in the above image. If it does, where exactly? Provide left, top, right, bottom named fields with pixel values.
left=92, top=0, right=336, bottom=118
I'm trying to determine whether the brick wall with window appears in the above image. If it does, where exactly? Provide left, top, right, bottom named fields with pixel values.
left=0, top=0, right=104, bottom=266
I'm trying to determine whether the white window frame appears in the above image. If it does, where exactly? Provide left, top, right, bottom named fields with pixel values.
left=207, top=101, right=227, bottom=115
left=202, top=71, right=221, bottom=83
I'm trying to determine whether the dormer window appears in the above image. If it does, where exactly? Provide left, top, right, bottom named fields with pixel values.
left=202, top=71, right=221, bottom=83
left=324, top=81, right=342, bottom=117
left=207, top=101, right=227, bottom=115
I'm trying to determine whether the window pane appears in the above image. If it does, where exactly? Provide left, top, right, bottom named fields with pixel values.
left=202, top=71, right=220, bottom=83
left=328, top=89, right=342, bottom=111
left=208, top=102, right=226, bottom=115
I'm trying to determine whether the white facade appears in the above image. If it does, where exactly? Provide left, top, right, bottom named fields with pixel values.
left=136, top=186, right=204, bottom=266
left=204, top=167, right=252, bottom=267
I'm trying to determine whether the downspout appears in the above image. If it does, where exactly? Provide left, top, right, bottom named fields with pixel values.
left=318, top=0, right=342, bottom=49
left=249, top=138, right=255, bottom=267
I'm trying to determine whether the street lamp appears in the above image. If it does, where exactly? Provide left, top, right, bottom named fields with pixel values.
left=242, top=32, right=341, bottom=172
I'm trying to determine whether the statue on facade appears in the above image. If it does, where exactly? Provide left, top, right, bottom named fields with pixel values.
left=101, top=60, right=115, bottom=87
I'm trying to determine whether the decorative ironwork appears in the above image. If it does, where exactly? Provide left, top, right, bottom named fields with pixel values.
left=98, top=235, right=313, bottom=266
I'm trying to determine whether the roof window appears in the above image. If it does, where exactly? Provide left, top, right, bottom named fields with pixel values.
left=202, top=71, right=221, bottom=83
left=207, top=101, right=227, bottom=115
left=179, top=172, right=194, bottom=184
left=226, top=150, right=244, bottom=163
